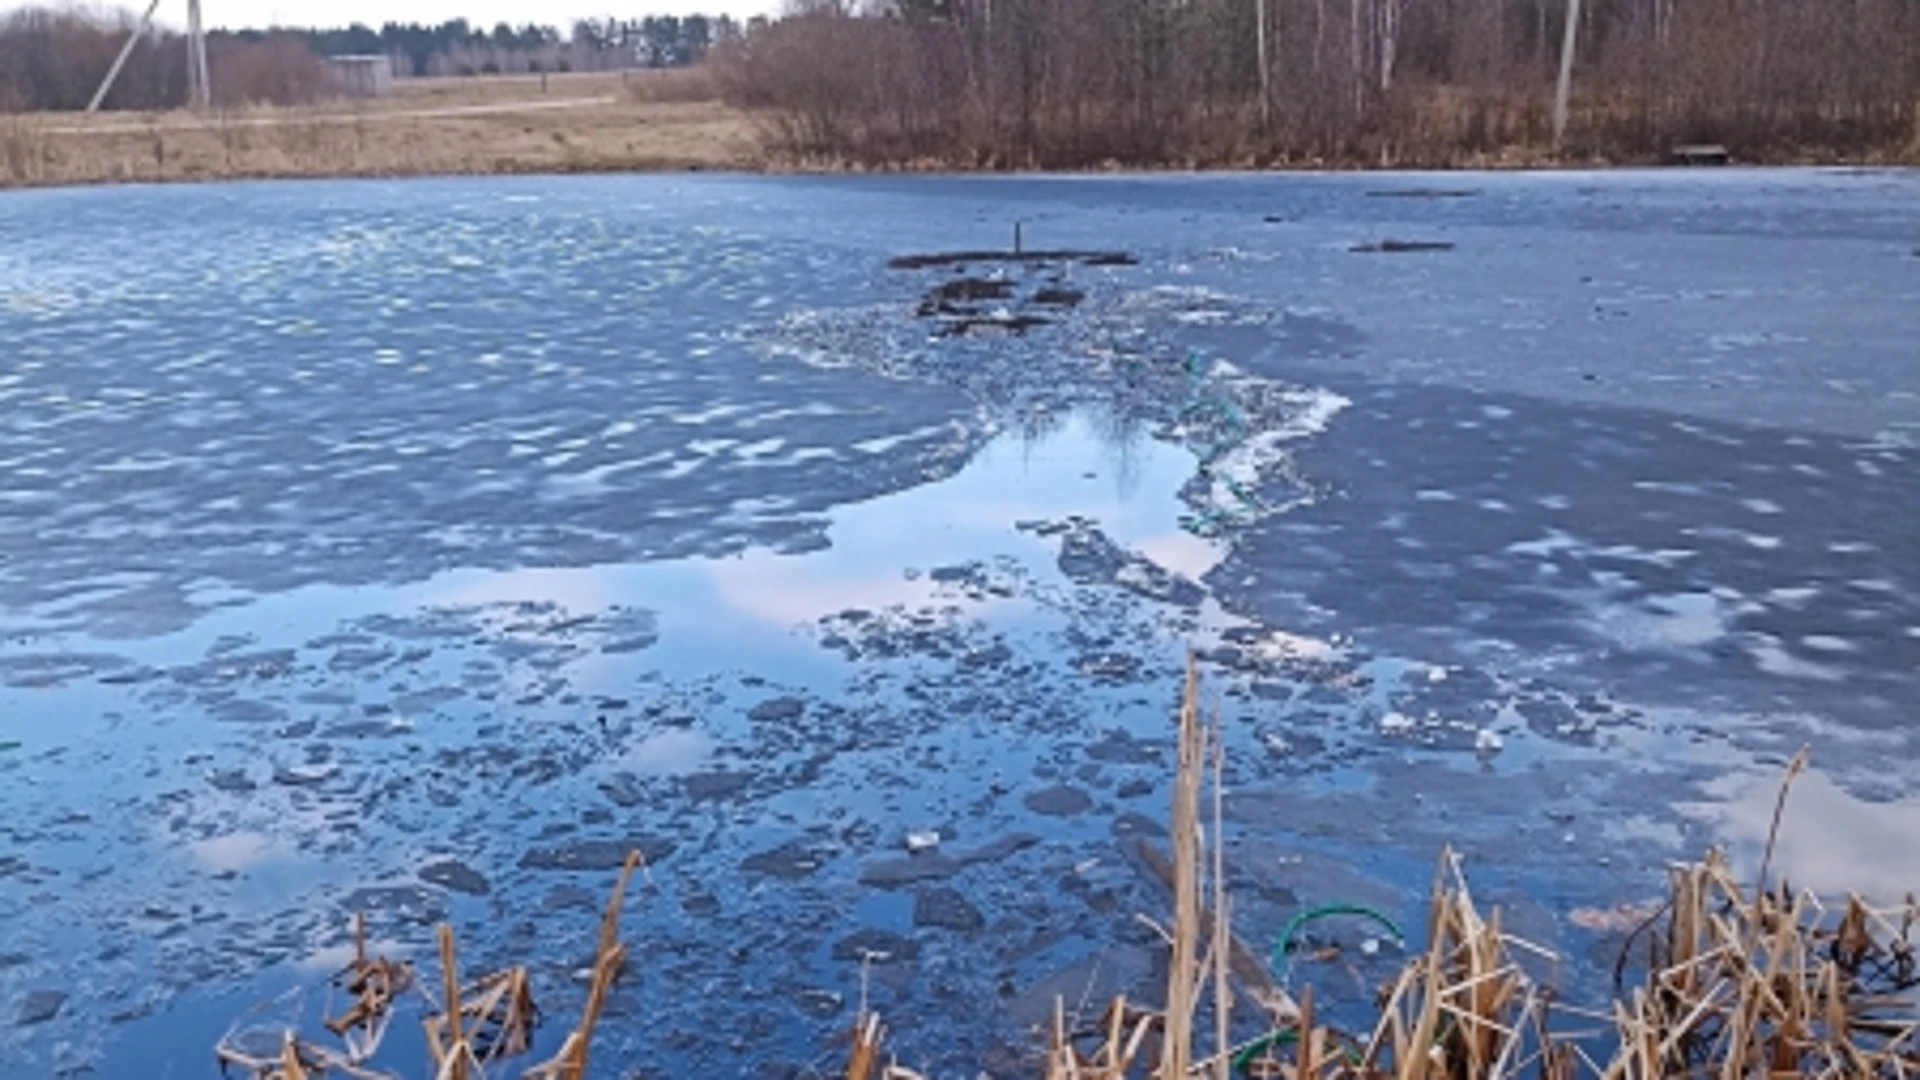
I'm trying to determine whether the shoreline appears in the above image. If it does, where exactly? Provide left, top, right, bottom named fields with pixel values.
left=6, top=149, right=1918, bottom=195
left=5, top=71, right=1915, bottom=193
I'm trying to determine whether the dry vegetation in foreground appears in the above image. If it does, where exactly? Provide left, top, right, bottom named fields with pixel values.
left=221, top=666, right=1918, bottom=1080
left=0, top=71, right=758, bottom=189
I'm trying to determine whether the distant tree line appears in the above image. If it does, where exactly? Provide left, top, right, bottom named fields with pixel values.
left=237, top=14, right=743, bottom=78
left=0, top=7, right=329, bottom=111
left=713, top=0, right=1920, bottom=165
left=0, top=7, right=742, bottom=113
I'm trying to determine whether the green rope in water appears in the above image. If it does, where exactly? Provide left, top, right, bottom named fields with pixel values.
left=1271, top=903, right=1406, bottom=971
left=1231, top=1028, right=1368, bottom=1076
left=1230, top=904, right=1407, bottom=1076
left=1230, top=1027, right=1298, bottom=1073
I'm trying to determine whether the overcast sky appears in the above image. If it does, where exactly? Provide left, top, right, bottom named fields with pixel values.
left=3, top=0, right=779, bottom=32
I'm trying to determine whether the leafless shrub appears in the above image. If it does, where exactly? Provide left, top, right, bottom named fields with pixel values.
left=208, top=37, right=332, bottom=109
left=721, top=0, right=1920, bottom=167
left=0, top=6, right=330, bottom=112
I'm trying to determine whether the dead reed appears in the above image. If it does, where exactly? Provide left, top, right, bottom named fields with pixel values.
left=853, top=671, right=1917, bottom=1080
left=321, top=915, right=414, bottom=1058
left=215, top=672, right=1915, bottom=1079
left=216, top=851, right=640, bottom=1080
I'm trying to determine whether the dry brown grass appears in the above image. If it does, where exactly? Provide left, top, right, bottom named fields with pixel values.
left=0, top=71, right=758, bottom=188
left=622, top=66, right=721, bottom=105
left=6, top=59, right=1911, bottom=189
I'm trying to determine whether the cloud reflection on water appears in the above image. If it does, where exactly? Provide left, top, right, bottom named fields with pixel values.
left=1684, top=768, right=1920, bottom=902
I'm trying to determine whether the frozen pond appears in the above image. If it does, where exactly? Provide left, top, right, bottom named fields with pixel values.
left=0, top=169, right=1916, bottom=1076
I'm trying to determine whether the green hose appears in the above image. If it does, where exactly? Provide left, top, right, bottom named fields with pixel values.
left=1230, top=1024, right=1368, bottom=1075
left=1270, top=903, right=1405, bottom=972
left=1230, top=1028, right=1298, bottom=1073
left=1227, top=903, right=1406, bottom=1076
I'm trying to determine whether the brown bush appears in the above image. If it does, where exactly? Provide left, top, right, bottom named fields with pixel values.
left=0, top=7, right=169, bottom=111
left=622, top=65, right=720, bottom=104
left=716, top=0, right=1920, bottom=168
left=208, top=37, right=333, bottom=109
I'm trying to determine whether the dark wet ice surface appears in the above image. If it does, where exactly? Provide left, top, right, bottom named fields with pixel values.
left=0, top=170, right=1915, bottom=1077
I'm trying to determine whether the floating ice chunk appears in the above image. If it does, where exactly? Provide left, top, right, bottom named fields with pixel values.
left=1474, top=728, right=1504, bottom=755
left=1252, top=630, right=1340, bottom=664
left=1379, top=712, right=1415, bottom=736
left=904, top=830, right=941, bottom=854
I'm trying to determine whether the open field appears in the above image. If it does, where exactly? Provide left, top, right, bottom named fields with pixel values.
left=0, top=71, right=760, bottom=188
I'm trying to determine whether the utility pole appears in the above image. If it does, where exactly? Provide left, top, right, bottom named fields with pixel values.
left=186, top=0, right=211, bottom=111
left=1552, top=0, right=1581, bottom=147
left=1256, top=0, right=1271, bottom=127
left=87, top=0, right=165, bottom=113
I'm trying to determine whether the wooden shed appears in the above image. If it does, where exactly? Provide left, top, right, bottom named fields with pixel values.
left=325, top=55, right=394, bottom=98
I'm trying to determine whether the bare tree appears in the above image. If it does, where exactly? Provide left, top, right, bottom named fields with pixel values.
left=709, top=0, right=1920, bottom=166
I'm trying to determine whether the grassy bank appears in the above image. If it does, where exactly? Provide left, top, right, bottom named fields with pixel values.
left=6, top=66, right=1917, bottom=192
left=0, top=72, right=759, bottom=189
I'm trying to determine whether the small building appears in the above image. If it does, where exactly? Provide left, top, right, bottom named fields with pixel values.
left=325, top=55, right=394, bottom=98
